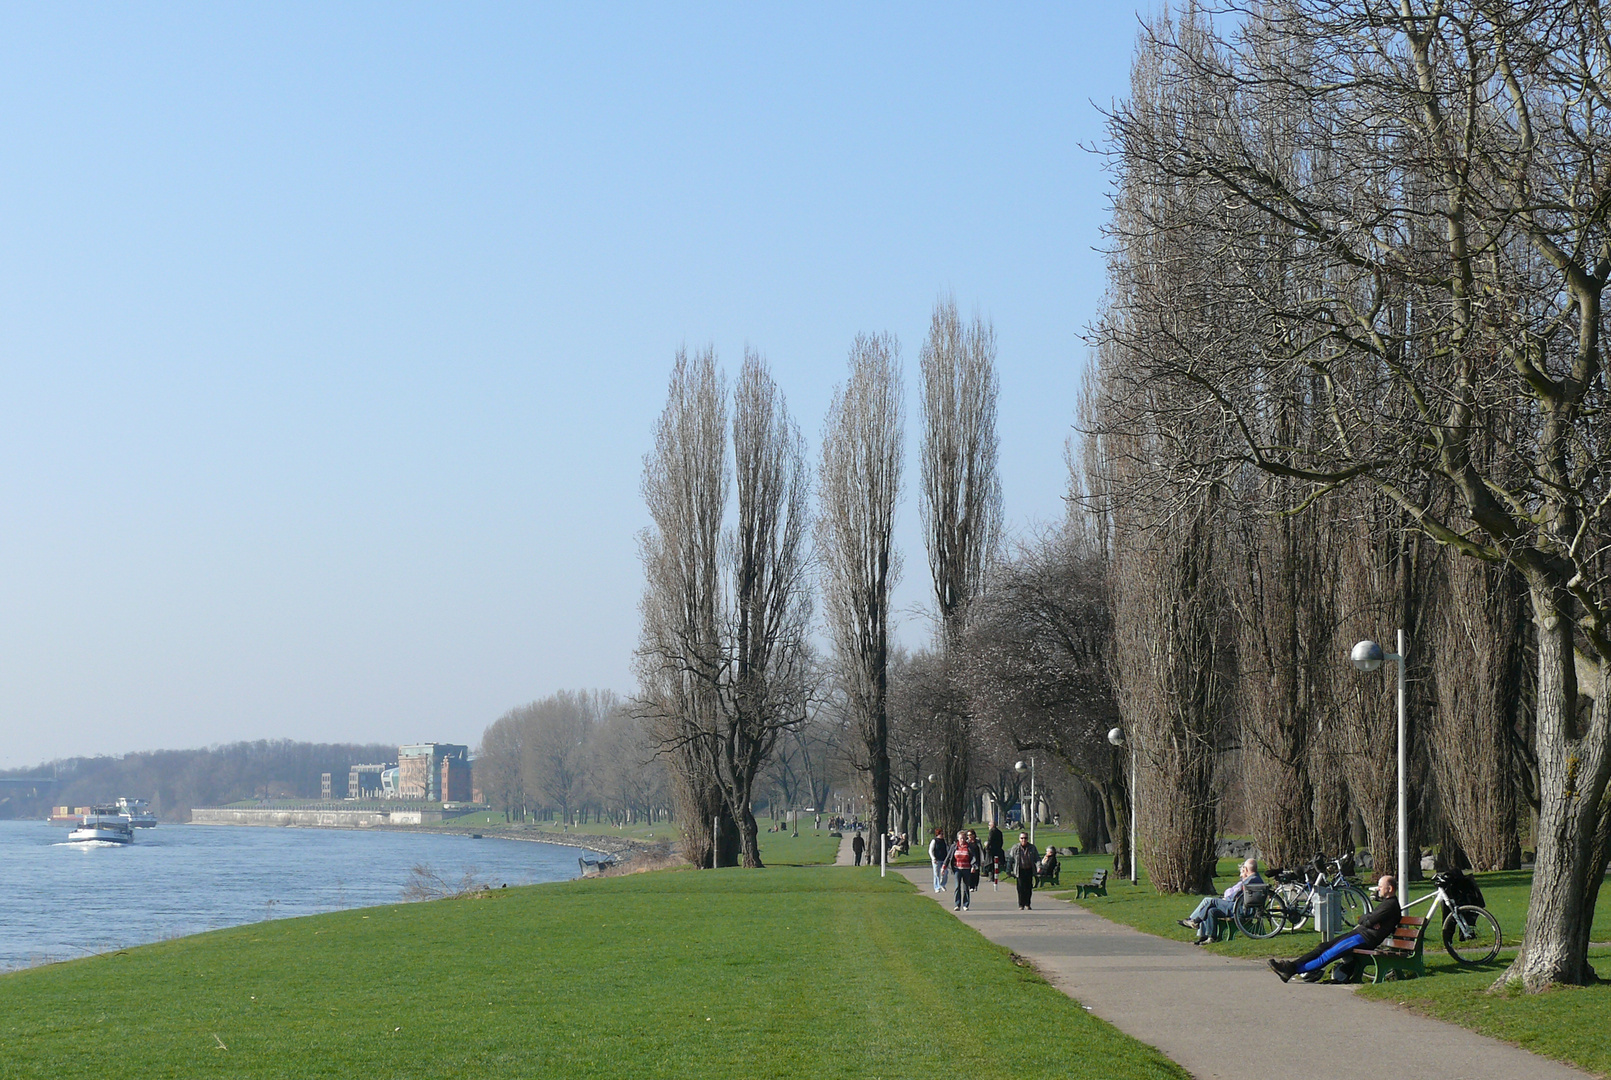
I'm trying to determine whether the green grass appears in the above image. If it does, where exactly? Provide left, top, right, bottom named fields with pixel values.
left=1356, top=946, right=1611, bottom=1076
left=431, top=816, right=842, bottom=865
left=0, top=868, right=1186, bottom=1080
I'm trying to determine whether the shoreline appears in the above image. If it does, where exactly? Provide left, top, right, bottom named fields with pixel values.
left=184, top=814, right=672, bottom=863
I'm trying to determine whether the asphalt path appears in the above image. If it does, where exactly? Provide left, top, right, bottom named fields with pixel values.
left=893, top=866, right=1590, bottom=1080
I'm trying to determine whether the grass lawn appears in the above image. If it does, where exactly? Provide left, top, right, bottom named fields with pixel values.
left=0, top=868, right=1185, bottom=1080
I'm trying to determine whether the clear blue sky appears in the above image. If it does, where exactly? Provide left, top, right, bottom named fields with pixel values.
left=0, top=4, right=1145, bottom=769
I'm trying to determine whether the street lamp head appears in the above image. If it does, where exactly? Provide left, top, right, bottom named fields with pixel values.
left=1014, top=760, right=1026, bottom=774
left=910, top=782, right=919, bottom=791
left=1350, top=639, right=1386, bottom=672
left=1107, top=727, right=1125, bottom=747
left=926, top=773, right=936, bottom=784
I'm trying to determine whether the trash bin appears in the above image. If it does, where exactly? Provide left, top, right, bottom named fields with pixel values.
left=1313, top=886, right=1341, bottom=939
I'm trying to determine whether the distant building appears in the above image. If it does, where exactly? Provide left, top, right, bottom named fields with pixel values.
left=348, top=763, right=393, bottom=800
left=396, top=743, right=469, bottom=801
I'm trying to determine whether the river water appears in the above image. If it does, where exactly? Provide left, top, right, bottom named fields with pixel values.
left=0, top=819, right=589, bottom=971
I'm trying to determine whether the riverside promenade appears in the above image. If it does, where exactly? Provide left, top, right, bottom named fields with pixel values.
left=877, top=859, right=1589, bottom=1080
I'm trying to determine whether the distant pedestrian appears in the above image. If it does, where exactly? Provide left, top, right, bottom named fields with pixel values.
left=928, top=828, right=948, bottom=892
left=1006, top=832, right=1039, bottom=910
left=851, top=831, right=865, bottom=867
left=946, top=829, right=975, bottom=910
left=966, top=830, right=984, bottom=892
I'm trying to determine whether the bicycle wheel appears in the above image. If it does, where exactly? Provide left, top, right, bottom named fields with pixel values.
left=1276, top=882, right=1310, bottom=932
left=1442, top=905, right=1501, bottom=965
left=1336, top=882, right=1370, bottom=928
left=1234, top=899, right=1281, bottom=939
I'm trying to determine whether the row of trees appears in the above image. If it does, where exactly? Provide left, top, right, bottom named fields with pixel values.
left=474, top=690, right=673, bottom=827
left=635, top=300, right=1002, bottom=866
left=1086, top=1, right=1609, bottom=992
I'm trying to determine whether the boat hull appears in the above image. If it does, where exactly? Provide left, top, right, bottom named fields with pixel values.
left=68, top=825, right=133, bottom=843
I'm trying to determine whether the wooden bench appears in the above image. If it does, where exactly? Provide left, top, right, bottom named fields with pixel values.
left=1035, top=860, right=1061, bottom=888
left=1352, top=915, right=1427, bottom=982
left=1074, top=869, right=1109, bottom=898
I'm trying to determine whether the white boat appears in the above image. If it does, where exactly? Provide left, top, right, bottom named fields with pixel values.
left=68, top=807, right=135, bottom=844
left=116, top=796, right=157, bottom=828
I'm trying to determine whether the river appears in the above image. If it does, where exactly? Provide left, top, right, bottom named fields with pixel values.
left=0, top=818, right=589, bottom=971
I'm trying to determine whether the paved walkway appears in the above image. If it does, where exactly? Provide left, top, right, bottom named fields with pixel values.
left=835, top=831, right=870, bottom=866
left=894, top=867, right=1589, bottom=1080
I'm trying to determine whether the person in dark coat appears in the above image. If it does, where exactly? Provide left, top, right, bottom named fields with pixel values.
left=1006, top=832, right=1040, bottom=910
left=1268, top=876, right=1402, bottom=982
left=851, top=831, right=865, bottom=866
left=986, top=824, right=1005, bottom=886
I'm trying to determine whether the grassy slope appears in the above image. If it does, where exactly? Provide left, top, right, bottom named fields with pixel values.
left=0, top=868, right=1184, bottom=1080
left=427, top=814, right=844, bottom=866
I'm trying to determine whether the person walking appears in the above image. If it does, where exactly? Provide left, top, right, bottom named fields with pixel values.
left=986, top=823, right=1005, bottom=888
left=946, top=830, right=974, bottom=911
left=851, top=831, right=865, bottom=867
left=928, top=828, right=949, bottom=892
left=1006, top=831, right=1040, bottom=910
left=965, top=830, right=984, bottom=894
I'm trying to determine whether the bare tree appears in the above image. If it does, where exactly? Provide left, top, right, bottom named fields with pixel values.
left=1101, top=1, right=1611, bottom=987
left=637, top=348, right=813, bottom=868
left=818, top=332, right=904, bottom=844
left=919, top=298, right=1002, bottom=835
left=637, top=347, right=736, bottom=867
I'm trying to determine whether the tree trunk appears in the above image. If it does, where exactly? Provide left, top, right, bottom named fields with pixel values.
left=934, top=715, right=970, bottom=839
left=1496, top=601, right=1610, bottom=990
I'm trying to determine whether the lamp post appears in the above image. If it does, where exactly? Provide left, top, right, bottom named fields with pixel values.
left=1014, top=758, right=1038, bottom=846
left=1107, top=727, right=1136, bottom=884
left=1351, top=631, right=1409, bottom=892
left=922, top=773, right=934, bottom=834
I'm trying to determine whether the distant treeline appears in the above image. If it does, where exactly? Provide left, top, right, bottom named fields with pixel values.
left=0, top=740, right=397, bottom=821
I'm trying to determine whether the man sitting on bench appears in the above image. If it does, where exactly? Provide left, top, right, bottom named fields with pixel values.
left=1268, top=875, right=1401, bottom=983
left=1178, top=858, right=1261, bottom=945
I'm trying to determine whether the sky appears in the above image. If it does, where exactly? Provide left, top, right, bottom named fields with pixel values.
left=0, top=3, right=1146, bottom=770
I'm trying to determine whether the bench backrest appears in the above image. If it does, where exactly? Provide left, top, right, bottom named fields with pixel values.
left=1380, top=916, right=1425, bottom=953
left=1091, top=869, right=1108, bottom=884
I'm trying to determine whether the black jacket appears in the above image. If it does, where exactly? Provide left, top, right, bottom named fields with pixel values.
left=1355, top=896, right=1402, bottom=948
left=987, top=827, right=1004, bottom=857
left=929, top=836, right=948, bottom=862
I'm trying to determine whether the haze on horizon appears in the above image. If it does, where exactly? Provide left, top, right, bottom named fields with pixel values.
left=0, top=4, right=1142, bottom=770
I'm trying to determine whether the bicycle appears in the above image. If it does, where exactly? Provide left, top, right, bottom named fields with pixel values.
left=1231, top=855, right=1370, bottom=939
left=1271, top=855, right=1372, bottom=932
left=1390, top=868, right=1502, bottom=965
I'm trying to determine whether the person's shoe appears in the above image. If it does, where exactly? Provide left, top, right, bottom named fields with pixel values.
left=1268, top=958, right=1296, bottom=983
left=1193, top=937, right=1211, bottom=946
left=1300, top=970, right=1325, bottom=983
left=953, top=904, right=961, bottom=911
left=964, top=904, right=970, bottom=911
left=1178, top=919, right=1199, bottom=930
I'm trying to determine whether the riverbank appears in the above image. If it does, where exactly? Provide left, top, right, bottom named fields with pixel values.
left=0, top=866, right=1184, bottom=1080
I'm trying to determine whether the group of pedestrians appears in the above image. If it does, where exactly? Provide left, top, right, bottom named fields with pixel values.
left=927, top=824, right=1058, bottom=912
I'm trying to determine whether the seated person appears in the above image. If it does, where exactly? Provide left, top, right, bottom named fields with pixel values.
left=1268, top=875, right=1401, bottom=983
left=1037, top=846, right=1060, bottom=880
left=1179, top=858, right=1261, bottom=944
